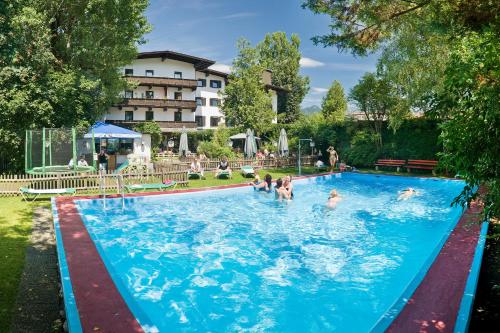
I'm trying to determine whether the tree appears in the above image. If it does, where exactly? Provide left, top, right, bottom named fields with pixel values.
left=435, top=30, right=499, bottom=219
left=301, top=0, right=499, bottom=56
left=256, top=32, right=310, bottom=123
left=0, top=0, right=150, bottom=172
left=221, top=39, right=275, bottom=135
left=349, top=73, right=402, bottom=149
left=321, top=80, right=347, bottom=123
left=133, top=122, right=162, bottom=150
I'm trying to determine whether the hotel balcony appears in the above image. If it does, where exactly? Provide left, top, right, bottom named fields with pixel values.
left=117, top=98, right=197, bottom=110
left=125, top=76, right=198, bottom=90
left=107, top=120, right=198, bottom=132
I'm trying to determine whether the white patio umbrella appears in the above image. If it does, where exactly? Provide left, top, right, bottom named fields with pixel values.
left=244, top=129, right=257, bottom=158
left=178, top=127, right=189, bottom=157
left=278, top=128, right=289, bottom=157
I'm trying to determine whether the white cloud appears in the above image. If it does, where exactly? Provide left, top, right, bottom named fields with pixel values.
left=300, top=57, right=325, bottom=68
left=311, top=87, right=328, bottom=94
left=209, top=63, right=232, bottom=73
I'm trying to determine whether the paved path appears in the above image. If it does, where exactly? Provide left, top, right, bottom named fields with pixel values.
left=10, top=206, right=62, bottom=333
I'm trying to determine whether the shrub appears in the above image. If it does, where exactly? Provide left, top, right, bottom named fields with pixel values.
left=197, top=141, right=235, bottom=159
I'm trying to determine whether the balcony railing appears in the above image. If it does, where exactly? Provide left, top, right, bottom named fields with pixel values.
left=117, top=98, right=197, bottom=110
left=125, top=76, right=198, bottom=90
left=107, top=120, right=198, bottom=130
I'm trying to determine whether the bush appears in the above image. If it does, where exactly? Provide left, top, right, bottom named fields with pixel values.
left=197, top=141, right=235, bottom=159
left=344, top=130, right=380, bottom=166
left=133, top=122, right=162, bottom=149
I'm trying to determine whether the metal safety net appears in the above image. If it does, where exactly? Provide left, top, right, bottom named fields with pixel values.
left=25, top=128, right=95, bottom=175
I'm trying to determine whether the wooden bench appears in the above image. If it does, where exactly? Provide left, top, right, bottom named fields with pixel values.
left=374, top=159, right=406, bottom=172
left=406, top=159, right=438, bottom=175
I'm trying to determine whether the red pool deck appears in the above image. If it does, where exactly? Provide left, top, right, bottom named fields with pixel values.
left=54, top=175, right=485, bottom=332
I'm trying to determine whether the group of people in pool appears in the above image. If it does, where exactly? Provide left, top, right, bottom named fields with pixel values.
left=250, top=173, right=419, bottom=208
left=250, top=174, right=294, bottom=201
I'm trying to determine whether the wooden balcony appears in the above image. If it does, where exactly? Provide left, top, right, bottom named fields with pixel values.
left=107, top=120, right=198, bottom=131
left=125, top=76, right=198, bottom=90
left=117, top=98, right=197, bottom=110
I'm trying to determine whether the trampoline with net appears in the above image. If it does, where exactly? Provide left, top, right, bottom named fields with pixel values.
left=25, top=128, right=96, bottom=175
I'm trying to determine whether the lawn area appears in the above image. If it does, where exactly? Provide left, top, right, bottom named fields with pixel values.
left=185, top=166, right=321, bottom=188
left=0, top=197, right=33, bottom=332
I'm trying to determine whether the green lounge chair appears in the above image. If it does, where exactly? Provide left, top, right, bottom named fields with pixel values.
left=240, top=165, right=255, bottom=178
left=20, top=187, right=76, bottom=202
left=188, top=171, right=204, bottom=179
left=125, top=181, right=177, bottom=193
left=216, top=170, right=232, bottom=179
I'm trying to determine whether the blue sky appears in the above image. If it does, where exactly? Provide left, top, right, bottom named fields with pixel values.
left=141, top=0, right=379, bottom=108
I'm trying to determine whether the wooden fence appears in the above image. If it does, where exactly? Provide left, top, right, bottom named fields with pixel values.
left=154, top=156, right=315, bottom=173
left=0, top=170, right=188, bottom=196
left=0, top=156, right=315, bottom=196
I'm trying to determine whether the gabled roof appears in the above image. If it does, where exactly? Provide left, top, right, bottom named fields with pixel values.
left=137, top=50, right=215, bottom=70
left=199, top=68, right=229, bottom=78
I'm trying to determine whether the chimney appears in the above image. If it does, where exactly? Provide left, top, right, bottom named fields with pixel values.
left=262, top=69, right=272, bottom=85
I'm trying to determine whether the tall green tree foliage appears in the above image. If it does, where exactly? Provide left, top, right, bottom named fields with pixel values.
left=303, top=0, right=500, bottom=217
left=349, top=73, right=401, bottom=149
left=257, top=32, right=310, bottom=123
left=221, top=39, right=275, bottom=135
left=321, top=80, right=347, bottom=123
left=0, top=0, right=150, bottom=171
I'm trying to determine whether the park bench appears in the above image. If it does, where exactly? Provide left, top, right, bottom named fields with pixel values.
left=374, top=159, right=406, bottom=172
left=406, top=159, right=438, bottom=175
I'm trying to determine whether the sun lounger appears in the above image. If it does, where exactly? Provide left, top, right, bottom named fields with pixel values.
left=187, top=171, right=204, bottom=179
left=124, top=181, right=177, bottom=193
left=240, top=165, right=255, bottom=178
left=20, top=187, right=76, bottom=201
left=216, top=170, right=232, bottom=179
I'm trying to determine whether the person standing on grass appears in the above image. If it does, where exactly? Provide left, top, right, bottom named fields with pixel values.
left=98, top=150, right=109, bottom=172
left=326, top=146, right=339, bottom=171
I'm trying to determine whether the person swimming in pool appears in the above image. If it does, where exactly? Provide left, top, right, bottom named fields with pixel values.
left=398, top=187, right=418, bottom=201
left=275, top=178, right=291, bottom=201
left=326, top=189, right=342, bottom=209
left=251, top=174, right=272, bottom=192
left=282, top=175, right=294, bottom=199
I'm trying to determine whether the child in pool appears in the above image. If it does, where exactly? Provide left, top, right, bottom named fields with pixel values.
left=326, top=189, right=342, bottom=209
left=397, top=188, right=418, bottom=201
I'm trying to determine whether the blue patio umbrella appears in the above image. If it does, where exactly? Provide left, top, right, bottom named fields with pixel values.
left=85, top=122, right=142, bottom=139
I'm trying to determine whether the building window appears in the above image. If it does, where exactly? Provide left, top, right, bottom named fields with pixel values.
left=145, top=70, right=154, bottom=76
left=174, top=111, right=182, bottom=122
left=145, top=90, right=154, bottom=99
left=210, top=80, right=222, bottom=88
left=195, top=116, right=205, bottom=127
left=197, top=79, right=206, bottom=87
left=209, top=98, right=220, bottom=107
left=124, top=68, right=133, bottom=76
left=210, top=117, right=220, bottom=127
left=125, top=111, right=133, bottom=121
left=145, top=110, right=154, bottom=121
left=124, top=90, right=133, bottom=98
left=174, top=71, right=182, bottom=79
left=174, top=92, right=182, bottom=100
left=195, top=97, right=206, bottom=106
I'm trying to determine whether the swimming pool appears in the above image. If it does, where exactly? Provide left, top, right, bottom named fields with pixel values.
left=62, top=173, right=468, bottom=332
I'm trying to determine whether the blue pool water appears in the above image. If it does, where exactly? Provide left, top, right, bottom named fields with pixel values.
left=76, top=173, right=465, bottom=333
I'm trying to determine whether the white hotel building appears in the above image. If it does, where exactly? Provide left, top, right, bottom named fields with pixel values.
left=105, top=50, right=284, bottom=133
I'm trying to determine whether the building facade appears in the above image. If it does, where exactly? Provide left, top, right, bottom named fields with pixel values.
left=105, top=50, right=282, bottom=133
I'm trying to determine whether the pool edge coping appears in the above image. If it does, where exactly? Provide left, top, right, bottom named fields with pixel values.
left=53, top=171, right=477, bottom=332
left=454, top=221, right=489, bottom=333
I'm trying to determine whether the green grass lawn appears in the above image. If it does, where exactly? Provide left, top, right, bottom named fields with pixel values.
left=185, top=166, right=320, bottom=188
left=0, top=197, right=33, bottom=332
